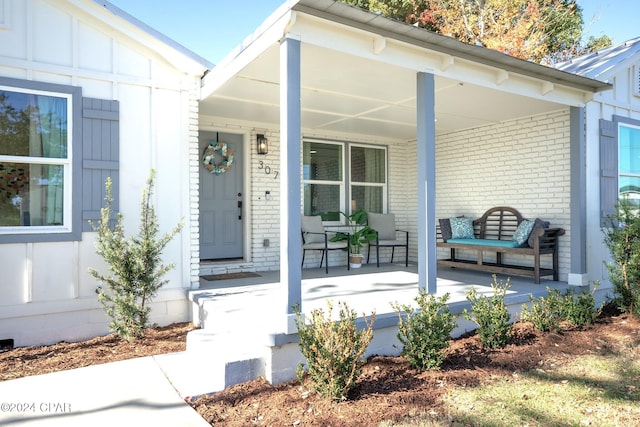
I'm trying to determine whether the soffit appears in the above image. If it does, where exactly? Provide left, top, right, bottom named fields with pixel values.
left=199, top=0, right=610, bottom=140
left=201, top=43, right=569, bottom=139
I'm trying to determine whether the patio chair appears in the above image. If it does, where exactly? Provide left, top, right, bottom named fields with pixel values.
left=301, top=215, right=350, bottom=274
left=367, top=212, right=409, bottom=267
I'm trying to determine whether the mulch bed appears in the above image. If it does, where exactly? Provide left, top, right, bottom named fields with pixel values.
left=188, top=307, right=640, bottom=426
left=1, top=307, right=638, bottom=427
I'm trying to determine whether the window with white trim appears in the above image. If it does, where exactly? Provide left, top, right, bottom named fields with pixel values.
left=303, top=139, right=387, bottom=222
left=350, top=144, right=386, bottom=214
left=0, top=86, right=72, bottom=232
left=619, top=123, right=640, bottom=206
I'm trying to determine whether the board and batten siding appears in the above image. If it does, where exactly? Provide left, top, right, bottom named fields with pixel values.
left=0, top=0, right=202, bottom=346
left=585, top=59, right=640, bottom=285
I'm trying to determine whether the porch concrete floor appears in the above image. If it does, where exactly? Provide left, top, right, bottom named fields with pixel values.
left=191, top=263, right=571, bottom=336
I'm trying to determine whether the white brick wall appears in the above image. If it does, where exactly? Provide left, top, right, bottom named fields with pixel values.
left=434, top=109, right=572, bottom=280
left=250, top=130, right=282, bottom=270
left=200, top=109, right=572, bottom=280
left=188, top=89, right=201, bottom=288
left=391, top=140, right=417, bottom=261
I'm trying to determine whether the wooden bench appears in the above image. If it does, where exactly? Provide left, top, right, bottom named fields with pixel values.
left=437, top=206, right=565, bottom=284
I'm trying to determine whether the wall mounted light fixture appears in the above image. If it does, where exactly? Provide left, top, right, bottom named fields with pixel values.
left=257, top=134, right=268, bottom=155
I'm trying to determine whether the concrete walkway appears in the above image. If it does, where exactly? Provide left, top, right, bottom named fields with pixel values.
left=0, top=355, right=209, bottom=426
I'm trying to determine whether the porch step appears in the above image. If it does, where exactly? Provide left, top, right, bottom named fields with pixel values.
left=160, top=329, right=266, bottom=397
left=191, top=283, right=280, bottom=332
left=198, top=262, right=255, bottom=277
left=153, top=350, right=225, bottom=398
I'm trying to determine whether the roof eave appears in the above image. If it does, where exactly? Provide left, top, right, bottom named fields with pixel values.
left=293, top=0, right=612, bottom=94
left=88, top=0, right=213, bottom=73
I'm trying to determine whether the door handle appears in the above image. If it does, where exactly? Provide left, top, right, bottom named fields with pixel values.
left=237, top=192, right=242, bottom=220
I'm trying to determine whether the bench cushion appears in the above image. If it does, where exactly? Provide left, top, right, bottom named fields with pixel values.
left=447, top=238, right=520, bottom=249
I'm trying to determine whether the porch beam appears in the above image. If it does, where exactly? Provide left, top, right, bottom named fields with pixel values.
left=569, top=106, right=588, bottom=286
left=417, top=71, right=437, bottom=293
left=279, top=36, right=302, bottom=333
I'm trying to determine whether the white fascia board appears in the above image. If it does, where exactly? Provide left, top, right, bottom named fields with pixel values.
left=444, top=58, right=591, bottom=107
left=200, top=9, right=296, bottom=99
left=293, top=13, right=591, bottom=107
left=69, top=0, right=210, bottom=76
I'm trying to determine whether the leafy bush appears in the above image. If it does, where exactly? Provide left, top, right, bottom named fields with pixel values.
left=603, top=197, right=640, bottom=317
left=294, top=300, right=375, bottom=401
left=392, top=292, right=457, bottom=370
left=520, top=287, right=566, bottom=332
left=563, top=283, right=602, bottom=326
left=522, top=283, right=603, bottom=331
left=464, top=275, right=513, bottom=349
left=89, top=170, right=183, bottom=342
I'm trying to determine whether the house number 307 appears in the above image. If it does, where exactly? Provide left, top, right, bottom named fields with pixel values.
left=257, top=161, right=279, bottom=179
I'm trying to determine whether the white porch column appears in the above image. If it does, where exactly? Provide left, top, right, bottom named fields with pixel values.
left=279, top=36, right=302, bottom=333
left=417, top=72, right=437, bottom=293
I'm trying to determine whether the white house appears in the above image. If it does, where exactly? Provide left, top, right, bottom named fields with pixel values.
left=0, top=0, right=209, bottom=346
left=195, top=0, right=610, bottom=336
left=555, top=37, right=640, bottom=286
left=0, top=0, right=634, bottom=354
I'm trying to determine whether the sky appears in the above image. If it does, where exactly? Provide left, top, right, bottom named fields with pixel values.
left=106, top=0, right=640, bottom=65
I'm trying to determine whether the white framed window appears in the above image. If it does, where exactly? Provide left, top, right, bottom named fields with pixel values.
left=303, top=140, right=345, bottom=223
left=619, top=123, right=640, bottom=207
left=0, top=86, right=73, bottom=234
left=349, top=144, right=387, bottom=214
left=303, top=138, right=388, bottom=223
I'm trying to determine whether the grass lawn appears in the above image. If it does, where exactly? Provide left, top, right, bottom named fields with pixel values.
left=385, top=319, right=640, bottom=427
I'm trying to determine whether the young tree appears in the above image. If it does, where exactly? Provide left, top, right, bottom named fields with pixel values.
left=603, top=197, right=640, bottom=317
left=89, top=170, right=183, bottom=341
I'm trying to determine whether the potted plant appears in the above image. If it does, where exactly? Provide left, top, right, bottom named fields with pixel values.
left=331, top=209, right=377, bottom=268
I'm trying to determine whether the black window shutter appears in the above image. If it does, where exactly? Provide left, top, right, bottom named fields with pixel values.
left=81, top=98, right=120, bottom=231
left=600, top=118, right=617, bottom=227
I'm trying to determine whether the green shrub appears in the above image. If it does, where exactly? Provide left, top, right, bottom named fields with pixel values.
left=563, top=282, right=602, bottom=326
left=520, top=287, right=566, bottom=332
left=464, top=275, right=513, bottom=349
left=603, top=197, right=640, bottom=317
left=392, top=292, right=457, bottom=370
left=294, top=300, right=375, bottom=402
left=89, top=170, right=183, bottom=342
left=522, top=283, right=603, bottom=332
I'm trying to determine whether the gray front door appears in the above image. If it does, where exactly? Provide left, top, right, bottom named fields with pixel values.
left=199, top=131, right=243, bottom=260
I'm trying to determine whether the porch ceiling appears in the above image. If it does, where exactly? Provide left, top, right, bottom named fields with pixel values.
left=200, top=42, right=570, bottom=140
